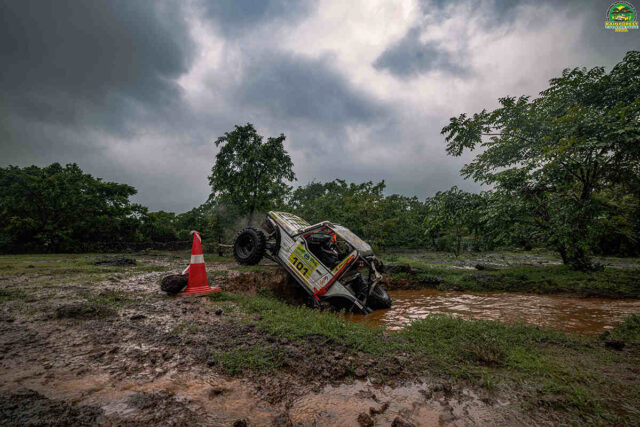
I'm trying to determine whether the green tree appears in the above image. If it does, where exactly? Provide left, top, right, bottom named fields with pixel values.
left=209, top=123, right=296, bottom=225
left=142, top=211, right=178, bottom=242
left=441, top=51, right=640, bottom=269
left=0, top=163, right=139, bottom=252
left=288, top=179, right=428, bottom=249
left=424, top=187, right=480, bottom=256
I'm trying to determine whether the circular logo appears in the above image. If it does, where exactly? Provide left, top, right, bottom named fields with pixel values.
left=608, top=2, right=635, bottom=21
left=605, top=2, right=638, bottom=31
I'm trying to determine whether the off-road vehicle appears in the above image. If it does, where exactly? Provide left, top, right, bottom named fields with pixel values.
left=233, top=211, right=391, bottom=314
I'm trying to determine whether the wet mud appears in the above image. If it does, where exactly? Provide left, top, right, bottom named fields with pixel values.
left=349, top=289, right=640, bottom=334
left=0, top=258, right=532, bottom=426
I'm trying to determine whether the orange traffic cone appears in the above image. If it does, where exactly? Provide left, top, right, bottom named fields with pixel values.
left=179, top=231, right=221, bottom=296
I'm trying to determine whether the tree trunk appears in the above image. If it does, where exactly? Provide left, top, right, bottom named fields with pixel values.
left=557, top=245, right=568, bottom=265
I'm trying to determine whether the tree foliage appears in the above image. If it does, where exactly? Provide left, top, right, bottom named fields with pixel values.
left=209, top=123, right=295, bottom=225
left=441, top=51, right=640, bottom=269
left=424, top=187, right=483, bottom=256
left=0, top=163, right=140, bottom=252
left=288, top=180, right=427, bottom=249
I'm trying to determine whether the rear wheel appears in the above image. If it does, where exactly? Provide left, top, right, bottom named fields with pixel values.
left=233, top=227, right=266, bottom=265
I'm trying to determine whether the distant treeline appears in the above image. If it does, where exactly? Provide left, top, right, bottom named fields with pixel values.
left=1, top=163, right=638, bottom=258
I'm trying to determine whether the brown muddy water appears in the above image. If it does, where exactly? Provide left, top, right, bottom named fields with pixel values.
left=349, top=289, right=640, bottom=334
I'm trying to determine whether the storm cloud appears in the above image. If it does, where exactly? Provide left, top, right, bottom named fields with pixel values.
left=1, top=0, right=638, bottom=212
left=374, top=27, right=468, bottom=77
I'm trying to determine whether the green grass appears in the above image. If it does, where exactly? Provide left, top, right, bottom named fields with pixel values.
left=86, top=290, right=133, bottom=308
left=384, top=255, right=640, bottom=298
left=0, top=253, right=178, bottom=292
left=215, top=344, right=288, bottom=375
left=54, top=290, right=134, bottom=319
left=229, top=292, right=386, bottom=352
left=604, top=314, right=640, bottom=344
left=231, top=265, right=272, bottom=273
left=208, top=292, right=640, bottom=423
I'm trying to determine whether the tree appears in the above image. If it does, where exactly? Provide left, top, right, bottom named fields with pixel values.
left=288, top=179, right=428, bottom=249
left=209, top=123, right=296, bottom=225
left=441, top=51, right=640, bottom=270
left=0, top=163, right=139, bottom=252
left=424, top=187, right=481, bottom=256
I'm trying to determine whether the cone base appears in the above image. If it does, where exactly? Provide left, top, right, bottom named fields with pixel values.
left=177, top=286, right=221, bottom=296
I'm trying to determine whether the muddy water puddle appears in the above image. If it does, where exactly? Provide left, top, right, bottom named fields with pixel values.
left=349, top=289, right=640, bottom=333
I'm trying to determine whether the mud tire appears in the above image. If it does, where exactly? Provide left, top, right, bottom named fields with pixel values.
left=233, top=227, right=267, bottom=265
left=368, top=284, right=392, bottom=310
left=160, top=274, right=188, bottom=295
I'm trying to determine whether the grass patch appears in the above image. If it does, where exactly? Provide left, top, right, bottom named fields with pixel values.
left=55, top=302, right=117, bottom=319
left=231, top=265, right=272, bottom=273
left=211, top=292, right=639, bottom=423
left=87, top=290, right=133, bottom=308
left=604, top=314, right=640, bottom=345
left=215, top=344, right=287, bottom=375
left=54, top=290, right=133, bottom=319
left=0, top=253, right=177, bottom=289
left=222, top=293, right=386, bottom=353
left=0, top=289, right=27, bottom=303
left=388, top=263, right=640, bottom=298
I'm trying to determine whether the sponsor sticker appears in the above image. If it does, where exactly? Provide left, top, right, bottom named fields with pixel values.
left=288, top=245, right=319, bottom=279
left=332, top=254, right=353, bottom=274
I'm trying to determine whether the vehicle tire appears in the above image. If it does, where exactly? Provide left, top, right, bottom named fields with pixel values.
left=368, top=284, right=392, bottom=310
left=160, top=273, right=188, bottom=295
left=233, top=227, right=267, bottom=265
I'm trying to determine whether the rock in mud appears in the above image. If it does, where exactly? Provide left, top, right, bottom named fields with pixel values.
left=391, top=416, right=416, bottom=427
left=357, top=412, right=374, bottom=426
left=91, top=256, right=137, bottom=266
left=369, top=402, right=389, bottom=415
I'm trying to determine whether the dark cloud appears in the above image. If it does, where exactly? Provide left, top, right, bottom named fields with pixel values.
left=236, top=52, right=385, bottom=126
left=0, top=0, right=195, bottom=133
left=201, top=0, right=313, bottom=35
left=1, top=0, right=637, bottom=213
left=373, top=27, right=468, bottom=77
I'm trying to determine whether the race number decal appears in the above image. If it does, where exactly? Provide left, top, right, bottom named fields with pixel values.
left=288, top=245, right=319, bottom=279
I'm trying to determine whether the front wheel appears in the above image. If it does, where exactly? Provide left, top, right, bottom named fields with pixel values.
left=368, top=284, right=392, bottom=310
left=233, top=227, right=266, bottom=265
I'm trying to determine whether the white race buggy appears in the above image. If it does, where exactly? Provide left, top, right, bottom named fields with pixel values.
left=232, top=211, right=391, bottom=314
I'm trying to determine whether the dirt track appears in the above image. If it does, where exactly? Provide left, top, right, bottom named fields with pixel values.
left=0, top=256, right=539, bottom=426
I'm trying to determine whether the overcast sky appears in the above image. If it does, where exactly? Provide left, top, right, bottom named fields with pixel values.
left=1, top=0, right=637, bottom=212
